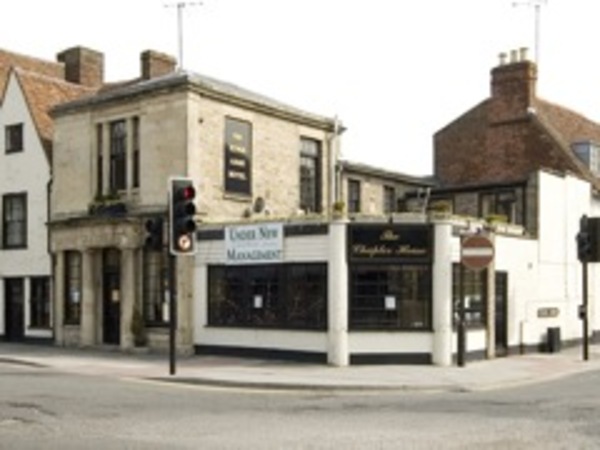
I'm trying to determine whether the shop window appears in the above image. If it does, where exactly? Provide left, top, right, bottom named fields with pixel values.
left=143, top=249, right=169, bottom=325
left=299, top=138, right=321, bottom=213
left=2, top=193, right=27, bottom=249
left=30, top=277, right=51, bottom=328
left=208, top=264, right=327, bottom=330
left=348, top=179, right=361, bottom=213
left=452, top=263, right=487, bottom=327
left=64, top=251, right=82, bottom=325
left=349, top=264, right=432, bottom=330
left=5, top=123, right=23, bottom=153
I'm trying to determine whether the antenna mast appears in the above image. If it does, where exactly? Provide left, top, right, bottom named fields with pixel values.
left=512, top=0, right=547, bottom=65
left=165, top=1, right=203, bottom=70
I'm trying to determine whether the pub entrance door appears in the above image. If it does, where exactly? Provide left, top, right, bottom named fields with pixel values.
left=4, top=278, right=24, bottom=341
left=102, top=249, right=121, bottom=345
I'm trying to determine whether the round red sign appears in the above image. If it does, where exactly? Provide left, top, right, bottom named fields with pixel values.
left=461, top=235, right=494, bottom=270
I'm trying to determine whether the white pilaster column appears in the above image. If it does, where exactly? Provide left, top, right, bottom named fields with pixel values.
left=194, top=264, right=208, bottom=344
left=432, top=222, right=454, bottom=366
left=80, top=249, right=95, bottom=347
left=327, top=220, right=349, bottom=366
left=486, top=235, right=496, bottom=359
left=120, top=247, right=136, bottom=350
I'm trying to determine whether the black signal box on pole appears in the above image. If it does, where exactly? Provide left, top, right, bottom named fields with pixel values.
left=144, top=217, right=164, bottom=251
left=577, top=215, right=600, bottom=263
left=169, top=177, right=197, bottom=256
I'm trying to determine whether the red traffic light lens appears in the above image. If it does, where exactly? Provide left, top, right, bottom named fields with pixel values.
left=182, top=186, right=195, bottom=200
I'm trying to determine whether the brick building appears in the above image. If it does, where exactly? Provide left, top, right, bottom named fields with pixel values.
left=432, top=48, right=600, bottom=235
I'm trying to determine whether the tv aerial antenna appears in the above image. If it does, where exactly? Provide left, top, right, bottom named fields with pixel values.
left=165, top=2, right=203, bottom=70
left=512, top=0, right=547, bottom=65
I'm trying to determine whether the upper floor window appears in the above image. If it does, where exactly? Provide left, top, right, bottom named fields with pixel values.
left=383, top=185, right=395, bottom=214
left=348, top=179, right=361, bottom=213
left=132, top=117, right=140, bottom=189
left=2, top=193, right=27, bottom=249
left=96, top=124, right=103, bottom=197
left=109, top=120, right=127, bottom=193
left=299, top=138, right=321, bottom=213
left=5, top=123, right=23, bottom=154
left=480, top=190, right=521, bottom=224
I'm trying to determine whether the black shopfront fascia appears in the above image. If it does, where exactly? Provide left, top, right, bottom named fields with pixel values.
left=347, top=224, right=434, bottom=331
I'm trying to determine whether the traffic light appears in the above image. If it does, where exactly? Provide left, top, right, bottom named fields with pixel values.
left=169, top=177, right=197, bottom=255
left=577, top=215, right=596, bottom=262
left=144, top=217, right=163, bottom=251
left=577, top=228, right=592, bottom=262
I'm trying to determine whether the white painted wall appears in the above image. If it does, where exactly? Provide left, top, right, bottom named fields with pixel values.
left=0, top=73, right=52, bottom=338
left=192, top=172, right=600, bottom=364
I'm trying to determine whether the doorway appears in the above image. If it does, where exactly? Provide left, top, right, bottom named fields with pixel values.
left=495, top=271, right=508, bottom=356
left=102, top=249, right=121, bottom=345
left=4, top=278, right=25, bottom=341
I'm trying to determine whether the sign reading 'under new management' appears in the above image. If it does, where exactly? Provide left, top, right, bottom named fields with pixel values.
left=225, top=223, right=283, bottom=265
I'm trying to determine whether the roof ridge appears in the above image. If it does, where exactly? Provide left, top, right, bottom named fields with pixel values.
left=0, top=47, right=62, bottom=71
left=12, top=66, right=96, bottom=92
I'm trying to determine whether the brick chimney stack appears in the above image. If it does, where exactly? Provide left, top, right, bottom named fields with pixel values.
left=489, top=47, right=537, bottom=124
left=57, top=47, right=104, bottom=88
left=141, top=50, right=177, bottom=80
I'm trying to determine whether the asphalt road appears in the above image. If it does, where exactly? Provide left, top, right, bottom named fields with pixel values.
left=1, top=361, right=599, bottom=449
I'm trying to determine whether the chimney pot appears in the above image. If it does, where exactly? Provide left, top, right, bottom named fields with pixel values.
left=498, top=52, right=508, bottom=66
left=510, top=49, right=518, bottom=63
left=519, top=47, right=528, bottom=61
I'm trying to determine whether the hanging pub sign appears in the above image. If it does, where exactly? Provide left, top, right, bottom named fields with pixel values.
left=348, top=224, right=433, bottom=263
left=224, top=117, right=252, bottom=195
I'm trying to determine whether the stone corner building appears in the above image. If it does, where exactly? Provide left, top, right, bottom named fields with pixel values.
left=49, top=51, right=340, bottom=352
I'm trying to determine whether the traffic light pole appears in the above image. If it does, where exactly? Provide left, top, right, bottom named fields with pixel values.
left=457, top=264, right=466, bottom=367
left=582, top=260, right=589, bottom=361
left=169, top=252, right=177, bottom=375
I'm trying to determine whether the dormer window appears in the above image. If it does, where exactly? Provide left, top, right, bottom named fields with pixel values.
left=572, top=141, right=600, bottom=177
left=5, top=123, right=23, bottom=154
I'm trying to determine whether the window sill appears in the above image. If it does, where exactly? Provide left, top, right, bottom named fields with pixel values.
left=222, top=192, right=252, bottom=203
left=2, top=245, right=28, bottom=250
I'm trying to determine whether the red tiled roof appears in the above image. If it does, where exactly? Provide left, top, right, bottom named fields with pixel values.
left=533, top=98, right=600, bottom=189
left=534, top=99, right=600, bottom=146
left=0, top=48, right=64, bottom=100
left=12, top=68, right=96, bottom=161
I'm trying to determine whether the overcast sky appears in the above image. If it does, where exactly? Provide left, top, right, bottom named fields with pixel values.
left=2, top=0, right=599, bottom=175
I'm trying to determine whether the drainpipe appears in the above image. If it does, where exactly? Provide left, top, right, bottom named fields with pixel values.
left=328, top=116, right=341, bottom=218
left=47, top=178, right=55, bottom=342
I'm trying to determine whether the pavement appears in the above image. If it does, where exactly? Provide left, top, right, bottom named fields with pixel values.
left=1, top=342, right=600, bottom=393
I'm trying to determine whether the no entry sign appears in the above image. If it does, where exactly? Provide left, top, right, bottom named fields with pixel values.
left=461, top=234, right=494, bottom=270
